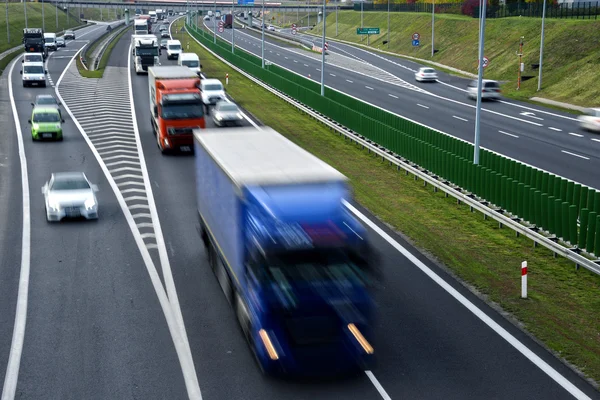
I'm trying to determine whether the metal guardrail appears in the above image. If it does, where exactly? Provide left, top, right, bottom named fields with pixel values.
left=182, top=24, right=600, bottom=276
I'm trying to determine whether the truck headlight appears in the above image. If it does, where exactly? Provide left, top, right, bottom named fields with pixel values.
left=136, top=56, right=141, bottom=63
left=84, top=197, right=96, bottom=210
left=49, top=200, right=60, bottom=212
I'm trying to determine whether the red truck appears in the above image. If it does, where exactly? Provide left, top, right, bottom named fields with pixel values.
left=148, top=66, right=206, bottom=154
left=223, top=14, right=233, bottom=28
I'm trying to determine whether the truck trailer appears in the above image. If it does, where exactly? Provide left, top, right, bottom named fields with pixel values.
left=222, top=13, right=233, bottom=28
left=148, top=66, right=205, bottom=154
left=194, top=126, right=377, bottom=376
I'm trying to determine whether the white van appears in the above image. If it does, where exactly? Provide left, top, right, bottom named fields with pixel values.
left=178, top=53, right=201, bottom=74
left=44, top=33, right=57, bottom=51
left=166, top=39, right=182, bottom=60
left=21, top=61, right=47, bottom=87
left=200, top=78, right=226, bottom=108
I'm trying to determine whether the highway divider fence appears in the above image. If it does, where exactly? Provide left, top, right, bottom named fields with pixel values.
left=185, top=22, right=600, bottom=271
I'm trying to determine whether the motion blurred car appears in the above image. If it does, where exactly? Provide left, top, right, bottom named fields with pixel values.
left=415, top=67, right=438, bottom=82
left=56, top=37, right=65, bottom=47
left=63, top=29, right=75, bottom=40
left=22, top=52, right=44, bottom=63
left=212, top=101, right=244, bottom=126
left=203, top=15, right=210, bottom=21
left=267, top=25, right=276, bottom=31
left=42, top=172, right=99, bottom=222
left=467, top=79, right=501, bottom=101
left=200, top=78, right=226, bottom=109
left=158, top=24, right=168, bottom=31
left=578, top=108, right=600, bottom=133
left=161, top=30, right=170, bottom=38
left=28, top=107, right=64, bottom=141
left=160, top=38, right=169, bottom=49
left=32, top=94, right=62, bottom=119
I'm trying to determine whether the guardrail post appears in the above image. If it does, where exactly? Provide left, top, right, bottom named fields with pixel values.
left=541, top=172, right=549, bottom=194
left=587, top=211, right=598, bottom=254
left=595, top=191, right=600, bottom=214
left=566, top=181, right=575, bottom=205
left=587, top=189, right=596, bottom=213
left=579, top=208, right=589, bottom=249
left=547, top=195, right=556, bottom=233
left=560, top=178, right=568, bottom=202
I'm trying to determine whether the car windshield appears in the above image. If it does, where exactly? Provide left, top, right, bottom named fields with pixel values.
left=204, top=84, right=222, bottom=91
left=182, top=60, right=199, bottom=68
left=24, top=65, right=44, bottom=74
left=36, top=96, right=57, bottom=105
left=218, top=104, right=238, bottom=112
left=45, top=38, right=55, bottom=43
left=161, top=103, right=203, bottom=119
left=422, top=68, right=435, bottom=73
left=57, top=38, right=64, bottom=42
left=161, top=39, right=168, bottom=44
left=168, top=44, right=181, bottom=50
left=65, top=31, right=73, bottom=34
left=50, top=177, right=90, bottom=190
left=33, top=112, right=60, bottom=123
left=25, top=55, right=43, bottom=62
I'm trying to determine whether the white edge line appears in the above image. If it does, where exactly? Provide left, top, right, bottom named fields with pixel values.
left=54, top=44, right=202, bottom=400
left=344, top=200, right=592, bottom=400
left=561, top=150, right=589, bottom=160
left=549, top=127, right=562, bottom=132
left=365, top=371, right=392, bottom=400
left=1, top=54, right=30, bottom=400
left=127, top=39, right=203, bottom=400
left=499, top=130, right=519, bottom=138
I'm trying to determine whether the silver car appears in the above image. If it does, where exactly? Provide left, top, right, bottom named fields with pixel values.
left=467, top=79, right=501, bottom=101
left=212, top=101, right=244, bottom=127
left=32, top=94, right=62, bottom=119
left=42, top=172, right=99, bottom=222
left=415, top=67, right=438, bottom=82
left=56, top=37, right=65, bottom=47
left=578, top=108, right=600, bottom=133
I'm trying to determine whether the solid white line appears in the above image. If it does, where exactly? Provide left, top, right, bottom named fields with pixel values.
left=346, top=79, right=353, bottom=83
left=561, top=150, right=589, bottom=160
left=365, top=86, right=374, bottom=90
left=417, top=103, right=429, bottom=109
left=1, top=55, right=31, bottom=400
left=592, top=138, right=600, bottom=143
left=499, top=130, right=519, bottom=138
left=388, top=94, right=398, bottom=99
left=365, top=371, right=392, bottom=400
left=344, top=200, right=592, bottom=400
left=549, top=127, right=562, bottom=132
left=452, top=115, right=468, bottom=122
left=568, top=132, right=584, bottom=138
left=56, top=45, right=203, bottom=400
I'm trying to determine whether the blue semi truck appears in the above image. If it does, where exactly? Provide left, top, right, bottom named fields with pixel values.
left=194, top=126, right=377, bottom=376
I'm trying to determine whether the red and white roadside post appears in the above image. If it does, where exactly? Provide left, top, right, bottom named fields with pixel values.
left=521, top=261, right=528, bottom=299
left=226, top=73, right=229, bottom=85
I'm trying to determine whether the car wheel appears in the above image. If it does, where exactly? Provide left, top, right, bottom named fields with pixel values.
left=22, top=82, right=27, bottom=87
left=45, top=205, right=51, bottom=222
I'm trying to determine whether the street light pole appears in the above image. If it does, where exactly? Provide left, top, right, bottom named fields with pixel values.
left=231, top=0, right=235, bottom=53
left=336, top=4, right=338, bottom=36
left=55, top=0, right=58, bottom=31
left=24, top=0, right=28, bottom=29
left=320, top=0, right=326, bottom=96
left=431, top=0, right=435, bottom=57
left=213, top=0, right=216, bottom=43
left=360, top=1, right=363, bottom=41
left=42, top=0, right=45, bottom=31
left=537, top=0, right=547, bottom=91
left=473, top=0, right=487, bottom=165
left=387, top=0, right=390, bottom=48
left=261, top=0, right=265, bottom=68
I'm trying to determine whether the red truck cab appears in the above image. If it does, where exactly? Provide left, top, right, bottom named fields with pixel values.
left=149, top=66, right=205, bottom=154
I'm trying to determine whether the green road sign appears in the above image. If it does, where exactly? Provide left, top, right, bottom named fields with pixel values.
left=357, top=27, right=380, bottom=35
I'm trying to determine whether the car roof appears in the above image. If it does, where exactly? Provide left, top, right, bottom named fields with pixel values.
left=167, top=39, right=181, bottom=44
left=23, top=61, right=44, bottom=66
left=202, top=78, right=222, bottom=85
left=33, top=107, right=60, bottom=113
left=52, top=172, right=87, bottom=181
left=24, top=52, right=43, bottom=57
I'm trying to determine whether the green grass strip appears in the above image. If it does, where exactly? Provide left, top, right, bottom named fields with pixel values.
left=77, top=26, right=128, bottom=79
left=172, top=20, right=600, bottom=384
left=0, top=48, right=25, bottom=75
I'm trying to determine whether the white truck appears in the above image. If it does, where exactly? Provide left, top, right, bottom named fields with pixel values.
left=149, top=10, right=157, bottom=22
left=134, top=19, right=149, bottom=34
left=131, top=34, right=160, bottom=74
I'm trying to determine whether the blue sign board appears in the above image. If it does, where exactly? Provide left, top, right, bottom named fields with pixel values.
left=238, top=0, right=255, bottom=4
left=412, top=39, right=420, bottom=47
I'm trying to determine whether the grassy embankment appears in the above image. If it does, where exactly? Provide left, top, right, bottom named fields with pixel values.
left=174, top=20, right=600, bottom=384
left=303, top=11, right=600, bottom=107
left=77, top=26, right=129, bottom=78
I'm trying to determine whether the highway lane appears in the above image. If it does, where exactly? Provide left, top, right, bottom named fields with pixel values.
left=209, top=23, right=600, bottom=189
left=127, top=19, right=600, bottom=399
left=3, top=25, right=188, bottom=399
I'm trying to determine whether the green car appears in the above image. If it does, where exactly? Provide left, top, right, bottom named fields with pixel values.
left=28, top=107, right=65, bottom=141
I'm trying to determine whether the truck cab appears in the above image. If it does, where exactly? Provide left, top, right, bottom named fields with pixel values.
left=148, top=66, right=205, bottom=154
left=134, top=19, right=149, bottom=34
left=133, top=37, right=160, bottom=74
left=178, top=53, right=201, bottom=75
left=23, top=28, right=48, bottom=59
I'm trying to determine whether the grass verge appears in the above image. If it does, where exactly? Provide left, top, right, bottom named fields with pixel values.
left=305, top=11, right=600, bottom=107
left=174, top=20, right=600, bottom=385
left=76, top=26, right=128, bottom=79
left=0, top=49, right=25, bottom=75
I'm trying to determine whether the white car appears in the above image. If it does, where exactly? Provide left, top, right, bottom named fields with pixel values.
left=166, top=39, right=182, bottom=60
left=200, top=78, right=226, bottom=110
left=178, top=52, right=201, bottom=74
left=42, top=172, right=99, bottom=222
left=212, top=101, right=244, bottom=127
left=267, top=25, right=276, bottom=31
left=578, top=108, right=600, bottom=133
left=415, top=67, right=438, bottom=82
left=467, top=79, right=501, bottom=101
left=21, top=61, right=47, bottom=87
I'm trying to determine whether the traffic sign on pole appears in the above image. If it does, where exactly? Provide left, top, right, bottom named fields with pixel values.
left=356, top=27, right=379, bottom=35
left=479, top=56, right=490, bottom=68
left=292, top=28, right=297, bottom=35
left=218, top=27, right=224, bottom=32
left=412, top=32, right=420, bottom=40
left=291, top=23, right=297, bottom=28
left=412, top=39, right=420, bottom=47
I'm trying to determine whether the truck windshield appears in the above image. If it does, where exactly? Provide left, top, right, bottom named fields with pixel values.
left=137, top=48, right=158, bottom=56
left=161, top=103, right=203, bottom=119
left=182, top=60, right=199, bottom=68
left=168, top=44, right=181, bottom=50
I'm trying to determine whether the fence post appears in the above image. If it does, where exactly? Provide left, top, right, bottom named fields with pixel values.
left=521, top=261, right=527, bottom=299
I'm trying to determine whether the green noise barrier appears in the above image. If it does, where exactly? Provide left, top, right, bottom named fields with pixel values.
left=186, top=23, right=599, bottom=259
